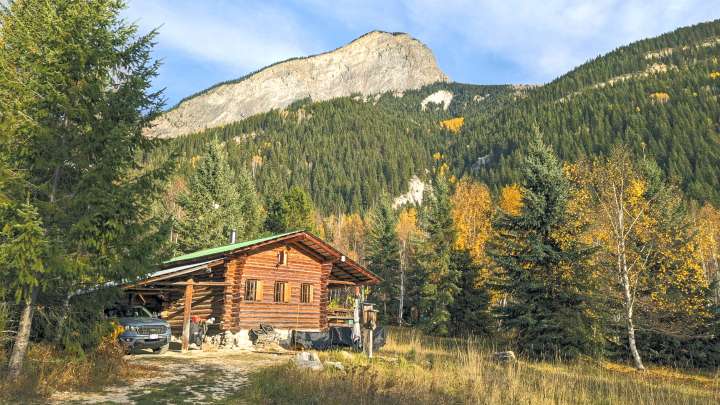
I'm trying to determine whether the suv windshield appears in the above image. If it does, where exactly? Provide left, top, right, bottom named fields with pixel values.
left=108, top=306, right=153, bottom=318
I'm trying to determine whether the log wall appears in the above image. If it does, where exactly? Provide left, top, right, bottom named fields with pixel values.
left=159, top=264, right=226, bottom=335
left=230, top=245, right=324, bottom=331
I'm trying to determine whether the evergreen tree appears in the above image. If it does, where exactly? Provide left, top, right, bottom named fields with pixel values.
left=0, top=0, right=169, bottom=376
left=488, top=136, right=598, bottom=359
left=175, top=141, right=261, bottom=252
left=416, top=174, right=460, bottom=335
left=265, top=186, right=317, bottom=233
left=365, top=198, right=401, bottom=322
left=449, top=249, right=493, bottom=336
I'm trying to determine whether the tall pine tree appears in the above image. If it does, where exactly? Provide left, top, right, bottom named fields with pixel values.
left=175, top=141, right=261, bottom=253
left=488, top=136, right=598, bottom=359
left=416, top=173, right=460, bottom=335
left=265, top=186, right=317, bottom=234
left=449, top=249, right=493, bottom=336
left=0, top=0, right=169, bottom=376
left=365, top=198, right=401, bottom=322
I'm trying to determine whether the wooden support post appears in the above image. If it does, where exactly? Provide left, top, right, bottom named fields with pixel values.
left=181, top=278, right=194, bottom=352
left=368, top=329, right=374, bottom=359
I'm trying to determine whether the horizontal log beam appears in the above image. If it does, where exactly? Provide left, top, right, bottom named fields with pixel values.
left=328, top=279, right=358, bottom=286
left=156, top=281, right=231, bottom=287
left=125, top=288, right=182, bottom=293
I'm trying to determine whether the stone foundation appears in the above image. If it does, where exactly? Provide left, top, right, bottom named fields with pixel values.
left=186, top=328, right=322, bottom=350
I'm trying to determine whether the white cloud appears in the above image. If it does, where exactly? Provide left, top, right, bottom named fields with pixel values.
left=297, top=0, right=719, bottom=81
left=125, top=0, right=720, bottom=84
left=124, top=0, right=321, bottom=72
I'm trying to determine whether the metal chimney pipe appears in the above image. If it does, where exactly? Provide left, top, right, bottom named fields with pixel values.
left=230, top=229, right=236, bottom=244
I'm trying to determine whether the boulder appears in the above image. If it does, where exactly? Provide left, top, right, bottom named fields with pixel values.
left=492, top=351, right=517, bottom=364
left=293, top=351, right=324, bottom=371
left=324, top=361, right=345, bottom=371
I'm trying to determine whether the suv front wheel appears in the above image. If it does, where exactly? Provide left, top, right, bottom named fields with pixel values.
left=153, top=344, right=169, bottom=354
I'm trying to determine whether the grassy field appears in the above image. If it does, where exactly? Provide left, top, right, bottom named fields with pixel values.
left=2, top=328, right=718, bottom=404
left=0, top=340, right=149, bottom=401
left=240, top=328, right=720, bottom=405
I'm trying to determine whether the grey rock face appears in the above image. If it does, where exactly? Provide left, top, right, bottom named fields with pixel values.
left=147, top=31, right=448, bottom=139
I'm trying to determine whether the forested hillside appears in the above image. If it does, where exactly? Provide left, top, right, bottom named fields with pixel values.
left=161, top=83, right=516, bottom=213
left=161, top=19, right=720, bottom=212
left=456, top=19, right=720, bottom=203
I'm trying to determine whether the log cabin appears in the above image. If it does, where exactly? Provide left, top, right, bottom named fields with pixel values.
left=120, top=230, right=380, bottom=348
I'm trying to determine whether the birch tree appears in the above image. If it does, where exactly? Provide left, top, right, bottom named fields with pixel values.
left=696, top=204, right=720, bottom=305
left=587, top=147, right=655, bottom=370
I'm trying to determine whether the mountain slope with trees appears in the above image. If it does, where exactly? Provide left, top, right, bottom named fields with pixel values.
left=158, top=20, right=720, bottom=213
left=455, top=19, right=720, bottom=204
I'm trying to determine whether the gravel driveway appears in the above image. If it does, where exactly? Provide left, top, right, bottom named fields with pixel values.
left=51, top=349, right=290, bottom=404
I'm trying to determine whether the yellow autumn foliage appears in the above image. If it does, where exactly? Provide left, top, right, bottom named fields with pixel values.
left=437, top=162, right=449, bottom=177
left=322, top=213, right=366, bottom=262
left=396, top=207, right=420, bottom=244
left=649, top=92, right=670, bottom=103
left=694, top=203, right=720, bottom=304
left=586, top=147, right=711, bottom=325
left=499, top=184, right=523, bottom=216
left=440, top=117, right=464, bottom=133
left=451, top=178, right=492, bottom=264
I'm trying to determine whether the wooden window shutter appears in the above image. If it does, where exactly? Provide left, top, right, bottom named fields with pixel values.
left=283, top=283, right=292, bottom=303
left=256, top=280, right=263, bottom=302
left=309, top=285, right=314, bottom=303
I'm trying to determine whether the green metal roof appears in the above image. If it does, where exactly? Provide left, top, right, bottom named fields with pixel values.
left=163, top=230, right=302, bottom=265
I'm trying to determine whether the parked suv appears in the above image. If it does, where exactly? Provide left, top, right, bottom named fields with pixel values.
left=107, top=305, right=171, bottom=354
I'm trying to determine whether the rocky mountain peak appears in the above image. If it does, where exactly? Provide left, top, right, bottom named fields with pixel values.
left=147, top=31, right=448, bottom=139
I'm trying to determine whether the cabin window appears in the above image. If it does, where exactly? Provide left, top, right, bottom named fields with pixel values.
left=277, top=250, right=288, bottom=266
left=300, top=283, right=313, bottom=304
left=245, top=279, right=263, bottom=301
left=274, top=281, right=291, bottom=303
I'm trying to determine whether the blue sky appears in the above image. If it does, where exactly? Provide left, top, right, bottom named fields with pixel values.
left=123, top=1, right=720, bottom=108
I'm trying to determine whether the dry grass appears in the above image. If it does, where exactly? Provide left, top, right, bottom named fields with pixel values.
left=0, top=338, right=152, bottom=401
left=242, top=327, right=720, bottom=404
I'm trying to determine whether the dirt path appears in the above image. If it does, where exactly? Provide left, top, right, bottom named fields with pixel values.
left=51, top=350, right=290, bottom=404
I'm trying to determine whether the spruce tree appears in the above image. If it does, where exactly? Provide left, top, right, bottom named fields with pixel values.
left=175, top=141, right=261, bottom=252
left=365, top=198, right=401, bottom=322
left=0, top=0, right=169, bottom=376
left=265, top=186, right=317, bottom=233
left=488, top=136, right=598, bottom=359
left=416, top=174, right=460, bottom=335
left=449, top=249, right=493, bottom=336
